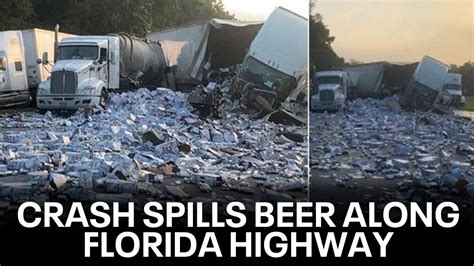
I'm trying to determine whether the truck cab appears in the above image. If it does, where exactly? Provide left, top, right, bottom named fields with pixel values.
left=442, top=73, right=464, bottom=106
left=311, top=71, right=351, bottom=111
left=230, top=7, right=308, bottom=115
left=37, top=36, right=119, bottom=110
left=234, top=55, right=298, bottom=106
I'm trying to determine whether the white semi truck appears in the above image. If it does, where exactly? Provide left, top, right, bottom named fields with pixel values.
left=311, top=71, right=353, bottom=111
left=442, top=73, right=465, bottom=106
left=0, top=28, right=74, bottom=107
left=231, top=7, right=308, bottom=113
left=37, top=33, right=167, bottom=110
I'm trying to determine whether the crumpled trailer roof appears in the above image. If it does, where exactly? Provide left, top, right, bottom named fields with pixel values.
left=147, top=19, right=263, bottom=85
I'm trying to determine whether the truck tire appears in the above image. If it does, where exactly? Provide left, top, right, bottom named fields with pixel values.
left=99, top=88, right=108, bottom=109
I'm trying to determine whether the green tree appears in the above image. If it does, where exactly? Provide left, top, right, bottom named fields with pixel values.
left=457, top=62, right=474, bottom=96
left=309, top=0, right=344, bottom=71
left=450, top=62, right=474, bottom=95
left=150, top=0, right=234, bottom=32
left=25, top=0, right=234, bottom=37
left=0, top=0, right=36, bottom=31
left=61, top=0, right=154, bottom=36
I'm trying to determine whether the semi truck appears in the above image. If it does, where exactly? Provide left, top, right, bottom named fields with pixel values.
left=311, top=71, right=353, bottom=111
left=442, top=73, right=465, bottom=106
left=399, top=56, right=449, bottom=111
left=0, top=28, right=74, bottom=107
left=230, top=7, right=308, bottom=115
left=37, top=33, right=167, bottom=110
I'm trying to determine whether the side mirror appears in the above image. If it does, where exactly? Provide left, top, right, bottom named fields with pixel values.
left=110, top=51, right=117, bottom=65
left=42, top=52, right=49, bottom=65
left=91, top=60, right=99, bottom=71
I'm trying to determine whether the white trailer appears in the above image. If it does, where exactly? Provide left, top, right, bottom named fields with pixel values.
left=0, top=28, right=75, bottom=107
left=22, top=28, right=75, bottom=88
left=0, top=31, right=29, bottom=106
left=147, top=19, right=263, bottom=86
left=232, top=7, right=308, bottom=110
left=400, top=55, right=449, bottom=110
left=342, top=62, right=388, bottom=98
left=413, top=56, right=448, bottom=92
left=246, top=7, right=308, bottom=80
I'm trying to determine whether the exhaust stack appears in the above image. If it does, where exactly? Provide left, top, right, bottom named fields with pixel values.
left=54, top=24, right=60, bottom=63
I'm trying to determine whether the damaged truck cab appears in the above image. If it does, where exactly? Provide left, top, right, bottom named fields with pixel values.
left=234, top=56, right=298, bottom=109
left=37, top=34, right=167, bottom=110
left=311, top=71, right=351, bottom=111
left=399, top=55, right=449, bottom=111
left=231, top=7, right=308, bottom=114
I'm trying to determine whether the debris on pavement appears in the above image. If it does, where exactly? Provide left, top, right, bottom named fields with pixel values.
left=0, top=83, right=307, bottom=204
left=312, top=97, right=474, bottom=202
left=188, top=84, right=223, bottom=118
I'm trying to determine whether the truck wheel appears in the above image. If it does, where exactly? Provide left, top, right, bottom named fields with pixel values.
left=99, top=89, right=108, bottom=108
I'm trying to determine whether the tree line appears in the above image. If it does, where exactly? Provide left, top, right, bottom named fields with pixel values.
left=309, top=0, right=344, bottom=72
left=0, top=0, right=233, bottom=37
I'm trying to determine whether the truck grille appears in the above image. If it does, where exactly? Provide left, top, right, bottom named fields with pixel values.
left=452, top=95, right=462, bottom=104
left=320, top=90, right=335, bottom=102
left=51, top=71, right=77, bottom=94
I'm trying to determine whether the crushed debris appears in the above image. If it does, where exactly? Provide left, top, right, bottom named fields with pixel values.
left=312, top=97, right=474, bottom=202
left=0, top=83, right=307, bottom=205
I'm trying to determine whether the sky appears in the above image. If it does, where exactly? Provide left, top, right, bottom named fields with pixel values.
left=317, top=0, right=474, bottom=65
left=222, top=0, right=309, bottom=20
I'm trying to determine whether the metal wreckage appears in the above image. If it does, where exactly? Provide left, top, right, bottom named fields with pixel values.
left=0, top=8, right=309, bottom=215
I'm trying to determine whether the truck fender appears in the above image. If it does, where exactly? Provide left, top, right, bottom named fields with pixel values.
left=78, top=78, right=106, bottom=95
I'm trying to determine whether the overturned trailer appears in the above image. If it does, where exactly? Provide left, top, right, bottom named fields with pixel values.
left=340, top=56, right=454, bottom=111
left=343, top=62, right=387, bottom=98
left=342, top=61, right=418, bottom=99
left=147, top=19, right=263, bottom=87
left=382, top=62, right=418, bottom=94
left=231, top=7, right=308, bottom=117
left=400, top=56, right=449, bottom=111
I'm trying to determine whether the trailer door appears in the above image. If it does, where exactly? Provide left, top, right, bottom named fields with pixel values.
left=99, top=47, right=108, bottom=88
left=0, top=54, right=6, bottom=91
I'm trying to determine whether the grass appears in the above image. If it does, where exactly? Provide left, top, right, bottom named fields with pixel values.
left=460, top=96, right=474, bottom=111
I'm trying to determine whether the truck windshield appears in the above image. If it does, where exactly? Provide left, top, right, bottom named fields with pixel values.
left=58, top=45, right=99, bottom=60
left=317, top=76, right=342, bottom=85
left=445, top=84, right=461, bottom=91
left=239, top=56, right=296, bottom=91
